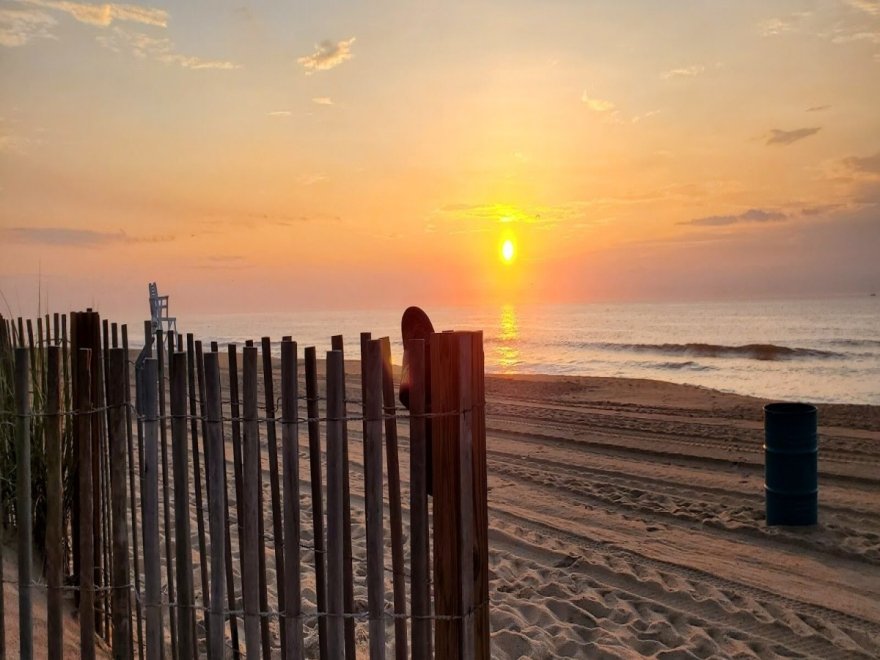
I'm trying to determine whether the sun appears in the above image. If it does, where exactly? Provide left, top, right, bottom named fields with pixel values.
left=501, top=238, right=516, bottom=264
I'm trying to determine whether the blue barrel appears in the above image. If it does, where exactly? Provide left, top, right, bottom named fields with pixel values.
left=764, top=402, right=818, bottom=526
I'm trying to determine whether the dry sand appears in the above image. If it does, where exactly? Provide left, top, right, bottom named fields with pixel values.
left=4, top=366, right=879, bottom=658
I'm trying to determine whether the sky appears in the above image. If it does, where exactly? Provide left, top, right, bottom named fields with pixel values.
left=1, top=0, right=879, bottom=318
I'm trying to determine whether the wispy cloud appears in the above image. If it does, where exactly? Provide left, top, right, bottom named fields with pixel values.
left=660, top=64, right=705, bottom=79
left=97, top=26, right=240, bottom=70
left=581, top=91, right=616, bottom=113
left=0, top=7, right=56, bottom=47
left=297, top=37, right=355, bottom=74
left=806, top=105, right=831, bottom=112
left=758, top=12, right=811, bottom=37
left=312, top=97, right=334, bottom=105
left=681, top=208, right=787, bottom=227
left=765, top=127, right=821, bottom=146
left=847, top=0, right=880, bottom=16
left=2, top=226, right=174, bottom=246
left=631, top=109, right=660, bottom=124
left=843, top=151, right=880, bottom=175
left=18, top=0, right=167, bottom=27
left=267, top=110, right=291, bottom=117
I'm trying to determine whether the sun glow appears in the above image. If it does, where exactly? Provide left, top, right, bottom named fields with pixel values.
left=501, top=239, right=516, bottom=264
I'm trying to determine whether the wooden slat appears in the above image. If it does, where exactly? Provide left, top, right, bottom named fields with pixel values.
left=325, top=349, right=346, bottom=660
left=362, top=340, right=386, bottom=659
left=142, top=358, right=164, bottom=660
left=241, top=346, right=263, bottom=659
left=171, top=352, right=195, bottom=659
left=108, top=348, right=132, bottom=659
left=281, top=339, right=304, bottom=659
left=406, top=339, right=431, bottom=660
left=204, top=352, right=228, bottom=660
left=227, top=345, right=245, bottom=660
left=188, top=335, right=210, bottom=647
left=15, top=348, right=33, bottom=660
left=261, top=336, right=287, bottom=655
left=470, top=332, right=490, bottom=660
left=379, top=337, right=407, bottom=660
left=46, top=346, right=63, bottom=660
left=155, top=330, right=178, bottom=660
left=122, top=323, right=146, bottom=660
left=77, top=348, right=96, bottom=660
left=304, top=347, right=328, bottom=660
left=330, top=335, right=357, bottom=660
left=458, top=336, right=475, bottom=660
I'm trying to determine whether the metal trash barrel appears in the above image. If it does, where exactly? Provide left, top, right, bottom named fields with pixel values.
left=764, top=402, right=818, bottom=526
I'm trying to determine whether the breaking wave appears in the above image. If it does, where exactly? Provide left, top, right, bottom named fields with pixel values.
left=582, top=342, right=843, bottom=361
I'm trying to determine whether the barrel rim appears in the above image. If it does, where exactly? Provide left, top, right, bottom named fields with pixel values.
left=764, top=402, right=817, bottom=415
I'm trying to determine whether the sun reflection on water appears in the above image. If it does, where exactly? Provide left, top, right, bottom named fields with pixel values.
left=496, top=304, right=521, bottom=372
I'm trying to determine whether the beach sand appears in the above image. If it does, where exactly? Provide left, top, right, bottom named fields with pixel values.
left=3, top=366, right=879, bottom=658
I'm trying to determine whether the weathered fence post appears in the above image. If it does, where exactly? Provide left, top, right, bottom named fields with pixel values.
left=203, top=352, right=227, bottom=660
left=46, top=346, right=63, bottom=660
left=241, top=346, right=263, bottom=659
left=77, top=348, right=96, bottom=660
left=280, top=339, right=304, bottom=659
left=362, top=340, right=386, bottom=659
left=142, top=358, right=163, bottom=660
left=406, top=339, right=431, bottom=660
left=427, top=331, right=489, bottom=660
left=14, top=348, right=33, bottom=660
left=108, top=347, right=132, bottom=659
left=379, top=337, right=408, bottom=660
left=325, top=349, right=347, bottom=660
left=304, top=347, right=328, bottom=660
left=171, top=352, right=195, bottom=659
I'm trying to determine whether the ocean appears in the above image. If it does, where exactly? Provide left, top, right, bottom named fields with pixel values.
left=137, top=297, right=880, bottom=406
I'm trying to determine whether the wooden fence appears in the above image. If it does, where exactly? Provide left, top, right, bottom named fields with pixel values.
left=0, top=310, right=489, bottom=659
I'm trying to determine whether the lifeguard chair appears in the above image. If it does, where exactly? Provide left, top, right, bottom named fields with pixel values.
left=148, top=282, right=177, bottom=335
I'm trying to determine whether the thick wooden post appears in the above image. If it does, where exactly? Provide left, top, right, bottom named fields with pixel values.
left=280, top=339, right=304, bottom=659
left=15, top=349, right=33, bottom=660
left=141, top=358, right=164, bottom=660
left=330, top=335, right=357, bottom=660
left=379, top=337, right=408, bottom=660
left=109, top=348, right=132, bottom=659
left=203, top=352, right=227, bottom=660
left=325, top=350, right=346, bottom=660
left=406, top=339, right=431, bottom=660
left=171, top=352, right=195, bottom=659
left=241, top=346, right=263, bottom=659
left=304, top=347, right=328, bottom=660
left=362, top=340, right=386, bottom=659
left=46, top=346, right=63, bottom=660
left=430, top=332, right=461, bottom=658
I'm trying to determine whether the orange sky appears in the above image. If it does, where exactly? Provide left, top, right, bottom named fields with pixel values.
left=1, top=0, right=879, bottom=317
